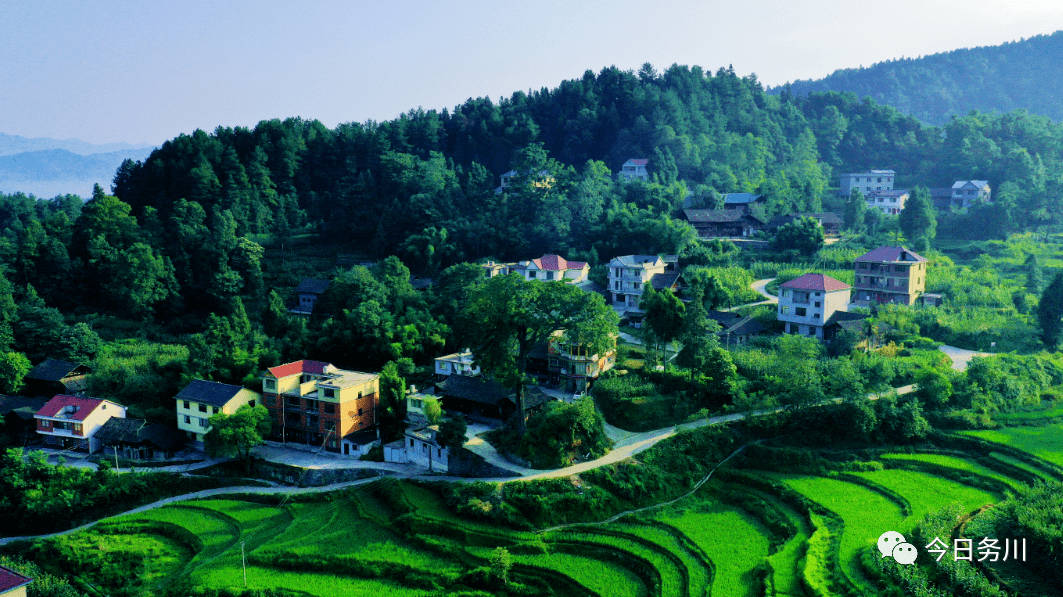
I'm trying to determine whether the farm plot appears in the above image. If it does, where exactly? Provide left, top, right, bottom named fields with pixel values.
left=848, top=469, right=999, bottom=523
left=879, top=452, right=1019, bottom=489
left=657, top=503, right=771, bottom=597
left=963, top=427, right=1063, bottom=468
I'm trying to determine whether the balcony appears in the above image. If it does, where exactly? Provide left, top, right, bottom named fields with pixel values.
left=42, top=427, right=81, bottom=437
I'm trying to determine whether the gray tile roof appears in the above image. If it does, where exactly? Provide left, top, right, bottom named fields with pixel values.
left=295, top=278, right=330, bottom=295
left=27, top=359, right=88, bottom=382
left=438, top=375, right=511, bottom=405
left=175, top=379, right=247, bottom=407
left=722, top=193, right=763, bottom=205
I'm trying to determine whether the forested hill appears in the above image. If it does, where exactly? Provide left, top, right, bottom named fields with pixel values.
left=771, top=31, right=1063, bottom=125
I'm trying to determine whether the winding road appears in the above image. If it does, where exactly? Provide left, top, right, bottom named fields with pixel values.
left=0, top=278, right=992, bottom=545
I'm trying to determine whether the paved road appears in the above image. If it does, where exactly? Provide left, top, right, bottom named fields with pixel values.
left=938, top=344, right=991, bottom=371
left=720, top=278, right=777, bottom=312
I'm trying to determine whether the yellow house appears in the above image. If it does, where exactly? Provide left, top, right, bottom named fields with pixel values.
left=0, top=566, right=32, bottom=597
left=175, top=379, right=260, bottom=448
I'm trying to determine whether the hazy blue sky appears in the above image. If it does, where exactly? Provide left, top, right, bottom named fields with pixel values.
left=4, top=0, right=1063, bottom=145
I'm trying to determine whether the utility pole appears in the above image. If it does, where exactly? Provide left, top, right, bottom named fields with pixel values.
left=241, top=541, right=247, bottom=587
left=114, top=446, right=120, bottom=474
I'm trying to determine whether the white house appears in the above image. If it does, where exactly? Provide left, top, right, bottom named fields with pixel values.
left=35, top=395, right=127, bottom=453
left=777, top=274, right=852, bottom=340
left=950, top=180, right=991, bottom=208
left=434, top=351, right=480, bottom=379
left=865, top=190, right=909, bottom=215
left=840, top=170, right=895, bottom=196
left=619, top=158, right=649, bottom=180
left=607, top=255, right=680, bottom=318
left=403, top=424, right=451, bottom=473
left=510, top=254, right=589, bottom=283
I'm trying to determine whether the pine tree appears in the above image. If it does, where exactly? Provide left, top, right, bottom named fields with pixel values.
left=899, top=186, right=936, bottom=241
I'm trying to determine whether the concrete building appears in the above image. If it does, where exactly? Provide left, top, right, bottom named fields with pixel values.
left=175, top=380, right=260, bottom=449
left=777, top=274, right=852, bottom=340
left=35, top=395, right=126, bottom=453
left=852, top=246, right=928, bottom=306
left=434, top=351, right=480, bottom=379
left=509, top=254, right=589, bottom=283
left=619, top=158, right=650, bottom=180
left=607, top=255, right=680, bottom=316
left=840, top=170, right=895, bottom=196
left=261, top=360, right=379, bottom=455
left=950, top=180, right=991, bottom=208
left=865, top=189, right=909, bottom=215
left=290, top=278, right=329, bottom=315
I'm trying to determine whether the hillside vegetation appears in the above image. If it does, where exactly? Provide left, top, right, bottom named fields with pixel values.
left=772, top=31, right=1063, bottom=125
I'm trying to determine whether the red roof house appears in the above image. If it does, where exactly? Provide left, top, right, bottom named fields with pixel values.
left=35, top=395, right=126, bottom=453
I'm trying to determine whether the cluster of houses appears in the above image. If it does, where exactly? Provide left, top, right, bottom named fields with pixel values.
left=681, top=169, right=991, bottom=241
left=777, top=245, right=932, bottom=341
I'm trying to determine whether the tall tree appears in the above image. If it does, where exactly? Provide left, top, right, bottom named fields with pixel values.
left=205, top=404, right=271, bottom=473
left=460, top=274, right=618, bottom=434
left=1038, top=272, right=1063, bottom=349
left=772, top=216, right=825, bottom=256
left=898, top=186, right=936, bottom=241
left=640, top=285, right=685, bottom=365
left=843, top=188, right=867, bottom=232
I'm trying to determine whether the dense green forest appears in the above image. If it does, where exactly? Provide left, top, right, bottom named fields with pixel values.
left=774, top=31, right=1063, bottom=125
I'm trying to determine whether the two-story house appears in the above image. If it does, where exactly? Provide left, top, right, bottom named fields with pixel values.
left=290, top=278, right=329, bottom=315
left=548, top=331, right=617, bottom=393
left=852, top=246, right=928, bottom=306
left=682, top=209, right=766, bottom=239
left=777, top=274, right=852, bottom=340
left=35, top=395, right=126, bottom=453
left=434, top=351, right=481, bottom=379
left=865, top=189, right=909, bottom=215
left=175, top=380, right=260, bottom=449
left=950, top=180, right=991, bottom=208
left=261, top=360, right=379, bottom=456
left=619, top=158, right=649, bottom=180
left=839, top=170, right=895, bottom=196
left=496, top=169, right=555, bottom=194
left=510, top=254, right=589, bottom=283
left=607, top=255, right=681, bottom=317
left=22, top=359, right=90, bottom=398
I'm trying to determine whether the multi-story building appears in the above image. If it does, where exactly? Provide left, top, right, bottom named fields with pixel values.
left=619, top=158, right=649, bottom=180
left=548, top=331, right=616, bottom=393
left=777, top=274, right=851, bottom=340
left=261, top=360, right=379, bottom=455
left=840, top=170, right=895, bottom=196
left=865, top=189, right=909, bottom=215
left=35, top=395, right=126, bottom=453
left=509, top=254, right=589, bottom=283
left=434, top=351, right=480, bottom=379
left=607, top=255, right=680, bottom=316
left=852, top=246, right=928, bottom=306
left=175, top=380, right=260, bottom=448
left=950, top=180, right=991, bottom=208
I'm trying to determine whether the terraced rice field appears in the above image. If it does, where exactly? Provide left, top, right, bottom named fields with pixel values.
left=963, top=427, right=1063, bottom=467
left=28, top=430, right=1063, bottom=597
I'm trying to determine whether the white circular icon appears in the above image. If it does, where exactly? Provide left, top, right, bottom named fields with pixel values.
left=892, top=542, right=918, bottom=565
left=877, top=531, right=906, bottom=558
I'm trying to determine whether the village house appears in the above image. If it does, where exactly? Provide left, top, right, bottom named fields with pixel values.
left=290, top=278, right=329, bottom=315
left=261, top=360, right=379, bottom=456
left=35, top=395, right=126, bottom=453
left=777, top=274, right=852, bottom=340
left=865, top=189, right=909, bottom=215
left=175, top=380, right=260, bottom=449
left=434, top=351, right=480, bottom=379
left=0, top=566, right=32, bottom=597
left=619, top=158, right=650, bottom=180
left=852, top=246, right=928, bottom=306
left=0, top=396, right=46, bottom=444
left=509, top=254, right=589, bottom=283
left=950, top=180, right=992, bottom=208
left=22, top=359, right=90, bottom=398
left=607, top=254, right=681, bottom=317
left=496, top=169, right=555, bottom=194
left=766, top=213, right=843, bottom=237
left=682, top=209, right=766, bottom=239
left=839, top=170, right=895, bottom=196
left=722, top=193, right=766, bottom=213
left=708, top=311, right=766, bottom=347
left=94, top=417, right=186, bottom=461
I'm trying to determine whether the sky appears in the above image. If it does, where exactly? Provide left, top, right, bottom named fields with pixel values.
left=3, top=0, right=1063, bottom=146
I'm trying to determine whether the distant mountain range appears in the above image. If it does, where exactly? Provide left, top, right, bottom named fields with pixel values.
left=769, top=31, right=1063, bottom=125
left=0, top=134, right=156, bottom=198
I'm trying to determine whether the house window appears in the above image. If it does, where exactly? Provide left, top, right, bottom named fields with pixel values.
left=213, top=407, right=219, bottom=414
left=306, top=399, right=318, bottom=412
left=248, top=401, right=255, bottom=408
left=781, top=289, right=789, bottom=297
left=795, top=307, right=807, bottom=317
left=288, top=396, right=300, bottom=407
left=264, top=379, right=275, bottom=390
left=326, top=421, right=336, bottom=432
left=323, top=389, right=335, bottom=398
left=781, top=306, right=789, bottom=314
left=814, top=302, right=821, bottom=308
left=358, top=408, right=364, bottom=415
left=184, top=415, right=191, bottom=424
left=409, top=439, right=414, bottom=447
left=182, top=401, right=190, bottom=409
left=199, top=404, right=207, bottom=413
left=814, top=313, right=820, bottom=319
left=438, top=448, right=443, bottom=457
left=199, top=418, right=207, bottom=428
left=324, top=403, right=335, bottom=414
left=290, top=414, right=301, bottom=424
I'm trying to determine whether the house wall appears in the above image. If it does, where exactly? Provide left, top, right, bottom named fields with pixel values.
left=1, top=585, right=28, bottom=597
left=865, top=193, right=908, bottom=215
left=263, top=373, right=379, bottom=451
left=175, top=390, right=258, bottom=444
left=853, top=261, right=926, bottom=305
left=39, top=401, right=126, bottom=453
left=404, top=435, right=449, bottom=472
left=608, top=259, right=665, bottom=309
left=778, top=288, right=851, bottom=335
left=840, top=172, right=895, bottom=195
left=434, top=354, right=480, bottom=377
